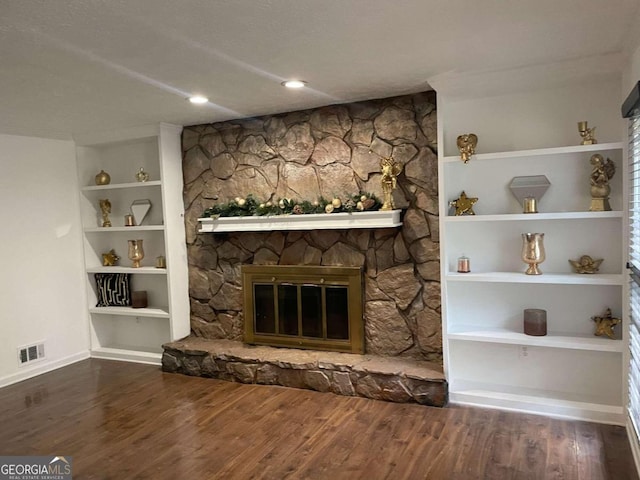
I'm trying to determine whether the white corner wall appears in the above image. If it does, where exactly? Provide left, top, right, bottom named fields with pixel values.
left=0, top=134, right=89, bottom=387
left=623, top=37, right=640, bottom=96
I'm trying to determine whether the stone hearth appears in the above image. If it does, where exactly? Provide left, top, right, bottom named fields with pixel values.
left=162, top=337, right=447, bottom=407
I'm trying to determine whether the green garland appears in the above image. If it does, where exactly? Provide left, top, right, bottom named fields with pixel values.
left=203, top=193, right=382, bottom=218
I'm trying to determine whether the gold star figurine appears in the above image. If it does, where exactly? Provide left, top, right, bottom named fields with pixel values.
left=592, top=308, right=620, bottom=339
left=449, top=191, right=478, bottom=216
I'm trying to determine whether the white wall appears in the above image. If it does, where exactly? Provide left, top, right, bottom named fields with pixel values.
left=0, top=134, right=89, bottom=386
left=440, top=76, right=623, bottom=156
left=623, top=36, right=640, bottom=97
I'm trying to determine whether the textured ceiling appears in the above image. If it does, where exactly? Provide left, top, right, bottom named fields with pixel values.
left=0, top=0, right=638, bottom=140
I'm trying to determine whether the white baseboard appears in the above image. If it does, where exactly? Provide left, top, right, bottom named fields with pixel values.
left=0, top=350, right=90, bottom=388
left=450, top=390, right=624, bottom=426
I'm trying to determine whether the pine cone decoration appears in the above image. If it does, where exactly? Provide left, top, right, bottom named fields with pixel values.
left=292, top=205, right=303, bottom=215
left=362, top=198, right=375, bottom=210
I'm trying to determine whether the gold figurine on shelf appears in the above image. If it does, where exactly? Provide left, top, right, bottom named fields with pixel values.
left=578, top=121, right=597, bottom=145
left=127, top=239, right=145, bottom=268
left=379, top=156, right=402, bottom=211
left=101, top=249, right=120, bottom=266
left=135, top=167, right=149, bottom=182
left=569, top=255, right=603, bottom=274
left=589, top=154, right=615, bottom=211
left=99, top=199, right=112, bottom=227
left=449, top=191, right=478, bottom=216
left=592, top=308, right=620, bottom=339
left=456, top=133, right=478, bottom=163
left=521, top=233, right=546, bottom=275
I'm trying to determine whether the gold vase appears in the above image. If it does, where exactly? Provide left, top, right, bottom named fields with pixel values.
left=521, top=233, right=545, bottom=275
left=95, top=169, right=111, bottom=185
left=128, top=239, right=145, bottom=268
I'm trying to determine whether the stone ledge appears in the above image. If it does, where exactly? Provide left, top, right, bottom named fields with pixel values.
left=162, top=337, right=448, bottom=407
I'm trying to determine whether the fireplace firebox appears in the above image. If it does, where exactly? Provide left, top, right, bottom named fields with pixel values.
left=242, top=265, right=364, bottom=353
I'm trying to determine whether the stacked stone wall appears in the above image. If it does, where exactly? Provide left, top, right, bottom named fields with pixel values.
left=182, top=91, right=442, bottom=363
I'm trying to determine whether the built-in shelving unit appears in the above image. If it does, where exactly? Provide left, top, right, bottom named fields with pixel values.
left=436, top=74, right=627, bottom=424
left=75, top=124, right=189, bottom=365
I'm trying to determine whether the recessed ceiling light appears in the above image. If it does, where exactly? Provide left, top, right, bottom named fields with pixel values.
left=281, top=80, right=307, bottom=89
left=188, top=95, right=208, bottom=104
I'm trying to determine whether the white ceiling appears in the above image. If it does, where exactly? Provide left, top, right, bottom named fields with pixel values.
left=1, top=0, right=639, bottom=140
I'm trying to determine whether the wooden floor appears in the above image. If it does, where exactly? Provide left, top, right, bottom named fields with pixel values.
left=0, top=360, right=637, bottom=480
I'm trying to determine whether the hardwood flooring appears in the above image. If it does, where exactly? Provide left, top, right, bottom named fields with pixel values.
left=0, top=359, right=637, bottom=480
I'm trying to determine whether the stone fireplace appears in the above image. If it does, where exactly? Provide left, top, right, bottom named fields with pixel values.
left=180, top=91, right=442, bottom=365
left=163, top=91, right=447, bottom=406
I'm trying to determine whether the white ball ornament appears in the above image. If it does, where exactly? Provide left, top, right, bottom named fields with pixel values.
left=325, top=204, right=334, bottom=214
left=331, top=198, right=342, bottom=208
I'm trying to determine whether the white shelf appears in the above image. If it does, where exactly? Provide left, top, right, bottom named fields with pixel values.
left=445, top=271, right=624, bottom=285
left=448, top=326, right=622, bottom=352
left=86, top=266, right=168, bottom=275
left=89, top=306, right=170, bottom=318
left=444, top=211, right=623, bottom=222
left=442, top=142, right=624, bottom=164
left=81, top=180, right=162, bottom=191
left=198, top=209, right=402, bottom=233
left=90, top=346, right=163, bottom=365
left=84, top=225, right=165, bottom=233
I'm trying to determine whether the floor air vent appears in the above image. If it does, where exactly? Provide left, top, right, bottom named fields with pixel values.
left=18, top=342, right=45, bottom=366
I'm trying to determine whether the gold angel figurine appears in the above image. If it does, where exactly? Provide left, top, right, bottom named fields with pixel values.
left=578, top=121, right=597, bottom=145
left=456, top=133, right=478, bottom=163
left=589, top=154, right=615, bottom=211
left=568, top=255, right=603, bottom=274
left=380, top=156, right=402, bottom=211
left=99, top=198, right=112, bottom=227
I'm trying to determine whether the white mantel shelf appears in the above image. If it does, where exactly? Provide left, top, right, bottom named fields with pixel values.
left=198, top=210, right=402, bottom=233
